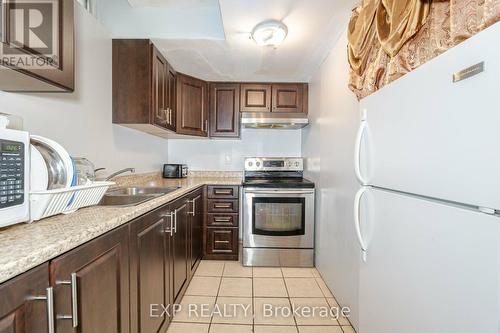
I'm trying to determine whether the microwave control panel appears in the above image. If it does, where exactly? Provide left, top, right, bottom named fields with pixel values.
left=0, top=140, right=25, bottom=209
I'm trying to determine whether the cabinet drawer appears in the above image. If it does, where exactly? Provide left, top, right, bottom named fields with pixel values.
left=207, top=185, right=239, bottom=199
left=207, top=199, right=239, bottom=213
left=206, top=228, right=238, bottom=254
left=207, top=213, right=239, bottom=227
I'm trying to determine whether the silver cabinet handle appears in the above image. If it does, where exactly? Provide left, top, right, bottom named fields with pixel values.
left=173, top=210, right=178, bottom=233
left=56, top=273, right=78, bottom=328
left=165, top=109, right=169, bottom=124
left=187, top=199, right=195, bottom=216
left=1, top=0, right=7, bottom=44
left=162, top=213, right=174, bottom=236
left=30, top=287, right=55, bottom=333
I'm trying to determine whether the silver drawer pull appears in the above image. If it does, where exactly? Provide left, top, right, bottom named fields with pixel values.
left=214, top=218, right=231, bottom=222
left=56, top=273, right=78, bottom=328
left=29, top=287, right=55, bottom=333
left=214, top=204, right=232, bottom=209
left=215, top=190, right=232, bottom=195
left=214, top=240, right=230, bottom=244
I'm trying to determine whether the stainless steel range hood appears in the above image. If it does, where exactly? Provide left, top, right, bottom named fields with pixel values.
left=241, top=112, right=309, bottom=129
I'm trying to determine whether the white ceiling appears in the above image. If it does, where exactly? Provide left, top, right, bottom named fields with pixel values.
left=97, top=0, right=357, bottom=82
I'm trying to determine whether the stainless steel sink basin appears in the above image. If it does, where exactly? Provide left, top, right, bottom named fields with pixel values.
left=99, top=195, right=156, bottom=207
left=106, top=186, right=180, bottom=196
left=98, top=186, right=180, bottom=207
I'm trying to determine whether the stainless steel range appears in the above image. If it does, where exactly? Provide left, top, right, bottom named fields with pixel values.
left=242, top=157, right=315, bottom=267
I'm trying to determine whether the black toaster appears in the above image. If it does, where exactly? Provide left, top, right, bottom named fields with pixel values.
left=163, top=164, right=188, bottom=178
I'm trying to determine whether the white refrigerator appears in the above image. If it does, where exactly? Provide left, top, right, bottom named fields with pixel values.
left=355, top=22, right=500, bottom=333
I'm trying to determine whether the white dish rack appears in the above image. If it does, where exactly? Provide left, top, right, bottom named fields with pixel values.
left=30, top=181, right=114, bottom=222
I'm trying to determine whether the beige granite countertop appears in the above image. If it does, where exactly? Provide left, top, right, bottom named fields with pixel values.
left=0, top=173, right=242, bottom=284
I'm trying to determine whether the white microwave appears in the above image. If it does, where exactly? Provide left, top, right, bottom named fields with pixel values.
left=0, top=127, right=30, bottom=227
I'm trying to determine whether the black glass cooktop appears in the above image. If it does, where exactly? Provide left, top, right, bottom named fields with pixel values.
left=243, top=177, right=315, bottom=188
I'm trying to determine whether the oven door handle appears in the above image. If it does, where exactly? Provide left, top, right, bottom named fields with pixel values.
left=245, top=189, right=315, bottom=195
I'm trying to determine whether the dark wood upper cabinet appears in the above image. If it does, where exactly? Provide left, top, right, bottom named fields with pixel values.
left=0, top=263, right=50, bottom=333
left=272, top=83, right=307, bottom=113
left=0, top=0, right=74, bottom=92
left=151, top=47, right=170, bottom=130
left=209, top=83, right=240, bottom=138
left=176, top=73, right=209, bottom=137
left=129, top=206, right=172, bottom=333
left=49, top=224, right=130, bottom=333
left=240, top=84, right=272, bottom=112
left=112, top=39, right=176, bottom=138
left=167, top=65, right=177, bottom=131
left=240, top=83, right=308, bottom=114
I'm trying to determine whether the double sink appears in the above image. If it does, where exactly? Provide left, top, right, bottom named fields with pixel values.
left=99, top=186, right=180, bottom=207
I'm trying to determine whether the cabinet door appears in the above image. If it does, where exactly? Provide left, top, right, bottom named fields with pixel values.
left=0, top=0, right=74, bottom=92
left=50, top=225, right=129, bottom=333
left=129, top=207, right=171, bottom=333
left=176, top=73, right=208, bottom=137
left=0, top=264, right=50, bottom=333
left=152, top=46, right=168, bottom=129
left=240, top=84, right=271, bottom=112
left=271, top=84, right=305, bottom=113
left=189, top=190, right=203, bottom=271
left=166, top=65, right=177, bottom=131
left=171, top=199, right=189, bottom=302
left=209, top=83, right=240, bottom=138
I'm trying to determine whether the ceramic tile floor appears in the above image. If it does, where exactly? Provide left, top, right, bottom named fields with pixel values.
left=167, top=260, right=356, bottom=333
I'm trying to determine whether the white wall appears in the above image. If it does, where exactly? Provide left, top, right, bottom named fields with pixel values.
left=0, top=5, right=169, bottom=175
left=302, top=30, right=361, bottom=329
left=168, top=129, right=302, bottom=171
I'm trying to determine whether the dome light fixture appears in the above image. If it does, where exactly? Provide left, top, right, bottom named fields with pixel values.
left=251, top=20, right=288, bottom=47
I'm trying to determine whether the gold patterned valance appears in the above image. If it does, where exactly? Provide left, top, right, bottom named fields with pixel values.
left=348, top=0, right=500, bottom=100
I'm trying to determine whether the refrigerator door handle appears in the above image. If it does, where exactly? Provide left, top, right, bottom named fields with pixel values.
left=354, top=120, right=368, bottom=185
left=354, top=186, right=368, bottom=253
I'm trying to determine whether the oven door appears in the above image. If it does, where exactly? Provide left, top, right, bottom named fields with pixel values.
left=243, top=188, right=315, bottom=248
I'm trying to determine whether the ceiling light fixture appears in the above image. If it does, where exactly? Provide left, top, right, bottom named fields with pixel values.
left=251, top=20, right=288, bottom=47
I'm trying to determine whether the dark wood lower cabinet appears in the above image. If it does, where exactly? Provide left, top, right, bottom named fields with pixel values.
left=204, top=185, right=240, bottom=261
left=0, top=184, right=238, bottom=333
left=170, top=197, right=189, bottom=302
left=206, top=228, right=239, bottom=259
left=129, top=206, right=172, bottom=333
left=188, top=189, right=203, bottom=271
left=49, top=224, right=130, bottom=333
left=0, top=264, right=50, bottom=333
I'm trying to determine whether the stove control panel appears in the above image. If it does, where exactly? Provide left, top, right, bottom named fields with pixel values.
left=245, top=157, right=303, bottom=172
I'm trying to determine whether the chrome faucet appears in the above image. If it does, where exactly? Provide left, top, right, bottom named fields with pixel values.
left=105, top=168, right=136, bottom=181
